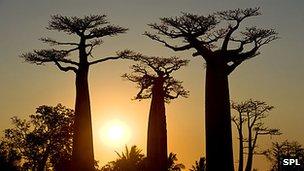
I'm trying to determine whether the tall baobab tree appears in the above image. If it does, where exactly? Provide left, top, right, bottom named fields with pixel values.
left=123, top=55, right=189, bottom=171
left=144, top=7, right=278, bottom=171
left=20, top=14, right=129, bottom=170
left=231, top=99, right=281, bottom=171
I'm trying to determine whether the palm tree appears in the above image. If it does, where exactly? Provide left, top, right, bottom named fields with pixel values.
left=190, top=157, right=205, bottom=171
left=167, top=153, right=185, bottom=171
left=110, top=145, right=145, bottom=171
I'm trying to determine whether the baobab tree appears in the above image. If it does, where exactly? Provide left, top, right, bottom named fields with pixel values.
left=231, top=99, right=281, bottom=171
left=20, top=14, right=129, bottom=170
left=123, top=55, right=189, bottom=171
left=144, top=7, right=278, bottom=171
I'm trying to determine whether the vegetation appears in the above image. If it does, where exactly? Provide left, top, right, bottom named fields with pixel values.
left=20, top=14, right=130, bottom=170
left=101, top=145, right=145, bottom=171
left=0, top=104, right=74, bottom=171
left=264, top=140, right=304, bottom=171
left=145, top=7, right=278, bottom=171
left=231, top=99, right=281, bottom=171
left=167, top=153, right=185, bottom=171
left=189, top=157, right=205, bottom=171
left=123, top=55, right=189, bottom=171
left=100, top=146, right=184, bottom=171
left=2, top=6, right=299, bottom=171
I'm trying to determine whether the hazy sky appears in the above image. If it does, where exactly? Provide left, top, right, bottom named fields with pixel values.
left=0, top=0, right=303, bottom=170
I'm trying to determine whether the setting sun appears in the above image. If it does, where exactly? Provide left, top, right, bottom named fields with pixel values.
left=108, top=124, right=123, bottom=141
left=99, top=119, right=131, bottom=148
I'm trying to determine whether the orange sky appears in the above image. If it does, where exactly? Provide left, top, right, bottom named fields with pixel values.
left=0, top=0, right=303, bottom=170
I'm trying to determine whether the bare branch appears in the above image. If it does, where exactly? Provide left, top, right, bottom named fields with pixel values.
left=217, top=7, right=261, bottom=51
left=47, top=15, right=83, bottom=35
left=123, top=54, right=188, bottom=103
left=20, top=49, right=79, bottom=73
left=89, top=56, right=120, bottom=65
left=144, top=32, right=192, bottom=51
left=40, top=37, right=78, bottom=46
left=86, top=25, right=128, bottom=39
left=122, top=73, right=154, bottom=100
left=216, top=7, right=261, bottom=22
left=86, top=39, right=103, bottom=56
left=53, top=60, right=77, bottom=73
left=164, top=78, right=189, bottom=102
left=145, top=13, right=218, bottom=59
left=20, top=49, right=79, bottom=66
left=89, top=50, right=142, bottom=65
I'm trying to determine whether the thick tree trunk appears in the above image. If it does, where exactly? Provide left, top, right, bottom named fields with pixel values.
left=147, top=80, right=168, bottom=171
left=72, top=65, right=95, bottom=171
left=205, top=61, right=234, bottom=171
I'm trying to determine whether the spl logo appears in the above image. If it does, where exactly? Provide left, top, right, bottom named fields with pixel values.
left=283, top=159, right=301, bottom=166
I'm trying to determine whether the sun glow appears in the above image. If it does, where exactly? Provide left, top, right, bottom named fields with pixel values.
left=99, top=119, right=131, bottom=147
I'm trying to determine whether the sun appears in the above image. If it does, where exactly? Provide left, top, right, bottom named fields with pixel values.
left=99, top=119, right=131, bottom=147
left=107, top=124, right=123, bottom=141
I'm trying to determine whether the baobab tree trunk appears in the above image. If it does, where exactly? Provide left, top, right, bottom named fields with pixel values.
left=72, top=64, right=95, bottom=171
left=205, top=61, right=234, bottom=171
left=147, top=80, right=168, bottom=171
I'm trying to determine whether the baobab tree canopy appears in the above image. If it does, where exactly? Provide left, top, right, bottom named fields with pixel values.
left=145, top=7, right=278, bottom=75
left=21, top=14, right=128, bottom=70
left=123, top=55, right=189, bottom=102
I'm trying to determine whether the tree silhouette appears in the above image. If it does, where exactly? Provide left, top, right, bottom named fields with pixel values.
left=123, top=55, right=189, bottom=171
left=1, top=104, right=74, bottom=171
left=0, top=141, right=20, bottom=171
left=264, top=140, right=304, bottom=171
left=190, top=157, right=206, bottom=171
left=144, top=7, right=278, bottom=171
left=101, top=148, right=185, bottom=171
left=231, top=99, right=281, bottom=171
left=101, top=145, right=145, bottom=171
left=20, top=14, right=129, bottom=170
left=167, top=153, right=185, bottom=171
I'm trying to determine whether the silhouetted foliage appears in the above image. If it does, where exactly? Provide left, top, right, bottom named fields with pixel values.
left=100, top=147, right=185, bottom=171
left=231, top=99, right=281, bottom=171
left=190, top=157, right=206, bottom=171
left=123, top=55, right=188, bottom=171
left=20, top=14, right=130, bottom=170
left=264, top=140, right=304, bottom=171
left=1, top=104, right=74, bottom=171
left=145, top=7, right=278, bottom=171
left=0, top=141, right=20, bottom=171
left=167, top=153, right=185, bottom=171
left=123, top=55, right=189, bottom=102
left=101, top=145, right=145, bottom=171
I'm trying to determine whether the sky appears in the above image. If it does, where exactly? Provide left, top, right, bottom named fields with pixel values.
left=0, top=0, right=303, bottom=170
